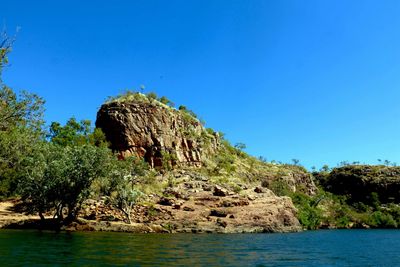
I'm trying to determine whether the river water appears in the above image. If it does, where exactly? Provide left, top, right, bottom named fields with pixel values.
left=0, top=229, right=399, bottom=266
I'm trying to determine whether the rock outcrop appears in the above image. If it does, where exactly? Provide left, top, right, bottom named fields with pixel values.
left=75, top=171, right=302, bottom=233
left=96, top=100, right=219, bottom=167
left=90, top=93, right=311, bottom=233
left=321, top=165, right=400, bottom=203
left=260, top=167, right=317, bottom=196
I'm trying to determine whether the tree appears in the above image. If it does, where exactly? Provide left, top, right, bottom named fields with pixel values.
left=113, top=181, right=144, bottom=224
left=320, top=165, right=330, bottom=172
left=49, top=118, right=89, bottom=146
left=139, top=84, right=145, bottom=93
left=234, top=142, right=246, bottom=151
left=0, top=31, right=45, bottom=136
left=0, top=30, right=16, bottom=79
left=0, top=125, right=44, bottom=196
left=233, top=142, right=247, bottom=157
left=49, top=118, right=107, bottom=147
left=311, top=166, right=316, bottom=172
left=0, top=52, right=45, bottom=196
left=0, top=86, right=45, bottom=132
left=258, top=156, right=267, bottom=163
left=18, top=144, right=112, bottom=224
left=292, top=159, right=300, bottom=166
left=107, top=157, right=147, bottom=224
left=16, top=141, right=50, bottom=219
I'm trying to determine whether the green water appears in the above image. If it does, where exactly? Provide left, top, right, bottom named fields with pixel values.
left=0, top=229, right=399, bottom=266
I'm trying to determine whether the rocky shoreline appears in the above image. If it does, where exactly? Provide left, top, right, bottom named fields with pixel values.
left=0, top=180, right=302, bottom=234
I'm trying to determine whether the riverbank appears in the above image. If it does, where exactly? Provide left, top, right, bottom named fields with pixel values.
left=0, top=184, right=302, bottom=234
left=0, top=200, right=40, bottom=228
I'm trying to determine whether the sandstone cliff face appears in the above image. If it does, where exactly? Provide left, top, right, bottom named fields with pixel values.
left=96, top=101, right=219, bottom=167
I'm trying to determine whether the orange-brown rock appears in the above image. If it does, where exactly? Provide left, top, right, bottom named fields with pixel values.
left=96, top=101, right=219, bottom=167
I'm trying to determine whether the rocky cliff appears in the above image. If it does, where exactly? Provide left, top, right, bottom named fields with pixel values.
left=320, top=165, right=400, bottom=203
left=91, top=92, right=316, bottom=233
left=96, top=95, right=316, bottom=193
left=96, top=95, right=219, bottom=167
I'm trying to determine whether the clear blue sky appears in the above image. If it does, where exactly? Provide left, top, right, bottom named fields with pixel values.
left=1, top=0, right=400, bottom=169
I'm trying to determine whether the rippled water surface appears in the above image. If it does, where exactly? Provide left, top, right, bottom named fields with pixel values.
left=1, top=229, right=399, bottom=266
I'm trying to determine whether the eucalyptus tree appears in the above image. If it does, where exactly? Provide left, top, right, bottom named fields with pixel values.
left=0, top=32, right=46, bottom=196
left=18, top=144, right=113, bottom=223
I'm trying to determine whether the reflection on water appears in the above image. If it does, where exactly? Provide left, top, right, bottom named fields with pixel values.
left=1, top=229, right=400, bottom=266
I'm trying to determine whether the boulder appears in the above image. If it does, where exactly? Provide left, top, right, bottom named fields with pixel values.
left=210, top=209, right=228, bottom=218
left=213, top=185, right=229, bottom=197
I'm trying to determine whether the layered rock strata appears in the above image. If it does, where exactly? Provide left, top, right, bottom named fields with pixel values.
left=96, top=101, right=219, bottom=167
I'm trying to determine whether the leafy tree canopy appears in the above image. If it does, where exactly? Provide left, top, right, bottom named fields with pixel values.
left=49, top=118, right=108, bottom=147
left=18, top=143, right=113, bottom=223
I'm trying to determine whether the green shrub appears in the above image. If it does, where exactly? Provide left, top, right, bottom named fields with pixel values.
left=161, top=151, right=177, bottom=171
left=386, top=204, right=400, bottom=225
left=329, top=204, right=352, bottom=228
left=159, top=96, right=175, bottom=107
left=269, top=178, right=291, bottom=197
left=111, top=184, right=144, bottom=224
left=206, top=128, right=214, bottom=135
left=213, top=153, right=236, bottom=175
left=146, top=92, right=158, bottom=102
left=368, top=211, right=397, bottom=228
left=290, top=192, right=323, bottom=229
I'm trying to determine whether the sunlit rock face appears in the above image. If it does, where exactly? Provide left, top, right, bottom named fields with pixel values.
left=96, top=101, right=219, bottom=168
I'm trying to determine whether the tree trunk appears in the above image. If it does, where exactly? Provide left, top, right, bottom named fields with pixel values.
left=127, top=212, right=132, bottom=224
left=39, top=211, right=45, bottom=221
left=55, top=204, right=64, bottom=222
left=121, top=208, right=132, bottom=224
